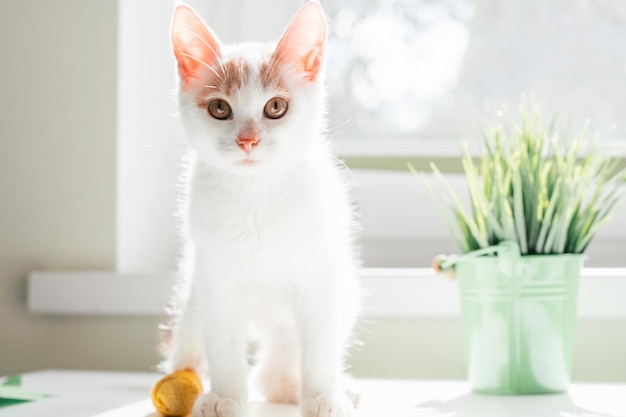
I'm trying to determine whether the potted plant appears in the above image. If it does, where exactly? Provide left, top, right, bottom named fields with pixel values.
left=417, top=99, right=626, bottom=394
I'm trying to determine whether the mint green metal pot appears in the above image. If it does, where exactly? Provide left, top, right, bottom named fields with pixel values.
left=447, top=242, right=583, bottom=394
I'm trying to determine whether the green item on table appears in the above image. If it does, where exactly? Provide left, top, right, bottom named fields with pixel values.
left=0, top=374, right=51, bottom=408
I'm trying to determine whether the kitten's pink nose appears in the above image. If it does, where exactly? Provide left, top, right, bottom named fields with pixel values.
left=236, top=136, right=260, bottom=153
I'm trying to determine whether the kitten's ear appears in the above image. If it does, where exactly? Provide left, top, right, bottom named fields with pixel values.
left=275, top=1, right=327, bottom=82
left=171, top=5, right=221, bottom=89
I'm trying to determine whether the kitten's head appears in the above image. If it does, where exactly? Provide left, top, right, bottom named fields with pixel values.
left=171, top=1, right=327, bottom=174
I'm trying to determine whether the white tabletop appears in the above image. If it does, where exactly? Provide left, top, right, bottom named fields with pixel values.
left=1, top=370, right=625, bottom=417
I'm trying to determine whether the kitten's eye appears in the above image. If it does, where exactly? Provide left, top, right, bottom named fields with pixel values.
left=264, top=97, right=288, bottom=119
left=208, top=99, right=232, bottom=120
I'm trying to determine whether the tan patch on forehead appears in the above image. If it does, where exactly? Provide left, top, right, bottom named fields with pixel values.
left=259, top=56, right=289, bottom=92
left=216, top=57, right=250, bottom=95
left=195, top=57, right=250, bottom=108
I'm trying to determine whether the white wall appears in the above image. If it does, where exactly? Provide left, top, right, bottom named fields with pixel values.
left=0, top=0, right=158, bottom=375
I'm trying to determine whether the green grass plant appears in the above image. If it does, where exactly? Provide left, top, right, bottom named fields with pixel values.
left=417, top=99, right=626, bottom=255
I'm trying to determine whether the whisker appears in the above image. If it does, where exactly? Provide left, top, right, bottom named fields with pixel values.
left=332, top=154, right=362, bottom=193
left=271, top=46, right=290, bottom=64
left=217, top=58, right=229, bottom=82
left=327, top=115, right=353, bottom=135
left=180, top=52, right=221, bottom=79
left=181, top=28, right=220, bottom=58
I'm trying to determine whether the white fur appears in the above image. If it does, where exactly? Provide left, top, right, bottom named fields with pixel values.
left=164, top=31, right=360, bottom=417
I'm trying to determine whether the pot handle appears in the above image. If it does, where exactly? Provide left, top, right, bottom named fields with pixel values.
left=432, top=240, right=521, bottom=279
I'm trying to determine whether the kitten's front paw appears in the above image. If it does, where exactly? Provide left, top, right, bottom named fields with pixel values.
left=301, top=394, right=355, bottom=417
left=192, top=392, right=243, bottom=417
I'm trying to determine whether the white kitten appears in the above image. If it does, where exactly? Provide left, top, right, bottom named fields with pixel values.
left=162, top=2, right=361, bottom=417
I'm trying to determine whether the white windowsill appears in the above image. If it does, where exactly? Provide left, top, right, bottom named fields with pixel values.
left=333, top=138, right=626, bottom=158
left=27, top=268, right=626, bottom=318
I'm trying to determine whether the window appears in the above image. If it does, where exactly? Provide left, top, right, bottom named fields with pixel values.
left=324, top=0, right=626, bottom=142
left=323, top=0, right=626, bottom=268
left=325, top=0, right=473, bottom=139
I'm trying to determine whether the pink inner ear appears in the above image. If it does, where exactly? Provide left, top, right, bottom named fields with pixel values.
left=275, top=1, right=327, bottom=81
left=171, top=5, right=221, bottom=88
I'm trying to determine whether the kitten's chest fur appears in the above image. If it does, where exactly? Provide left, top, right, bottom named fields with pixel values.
left=187, top=160, right=338, bottom=279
